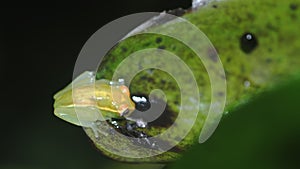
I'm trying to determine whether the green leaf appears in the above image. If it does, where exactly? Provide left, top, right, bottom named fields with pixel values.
left=166, top=77, right=300, bottom=169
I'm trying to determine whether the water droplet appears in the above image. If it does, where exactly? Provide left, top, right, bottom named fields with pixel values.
left=240, top=32, right=258, bottom=53
left=244, top=80, right=251, bottom=88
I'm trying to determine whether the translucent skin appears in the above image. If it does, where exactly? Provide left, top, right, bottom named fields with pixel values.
left=53, top=72, right=135, bottom=127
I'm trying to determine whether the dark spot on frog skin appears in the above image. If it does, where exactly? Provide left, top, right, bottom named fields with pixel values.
left=212, top=4, right=218, bottom=8
left=290, top=13, right=297, bottom=20
left=140, top=75, right=148, bottom=80
left=146, top=68, right=155, bottom=75
left=207, top=47, right=219, bottom=62
left=246, top=12, right=255, bottom=21
left=147, top=77, right=155, bottom=83
left=156, top=37, right=162, bottom=44
left=121, top=47, right=127, bottom=52
left=240, top=32, right=258, bottom=54
left=268, top=48, right=272, bottom=52
left=226, top=57, right=232, bottom=63
left=143, top=42, right=151, bottom=47
left=265, top=58, right=272, bottom=63
left=290, top=3, right=298, bottom=11
left=266, top=23, right=278, bottom=31
left=158, top=45, right=166, bottom=49
left=235, top=16, right=242, bottom=23
left=161, top=79, right=166, bottom=85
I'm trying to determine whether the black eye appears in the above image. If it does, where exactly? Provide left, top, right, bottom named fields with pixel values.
left=240, top=32, right=258, bottom=54
left=131, top=95, right=151, bottom=112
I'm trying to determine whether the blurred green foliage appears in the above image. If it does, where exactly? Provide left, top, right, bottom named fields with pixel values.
left=166, top=77, right=300, bottom=169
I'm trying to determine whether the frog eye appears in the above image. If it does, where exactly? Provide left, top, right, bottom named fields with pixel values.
left=240, top=32, right=258, bottom=54
left=131, top=95, right=151, bottom=112
left=120, top=85, right=130, bottom=96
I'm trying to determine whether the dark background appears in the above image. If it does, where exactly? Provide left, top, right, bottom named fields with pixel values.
left=1, top=1, right=300, bottom=169
left=0, top=1, right=190, bottom=169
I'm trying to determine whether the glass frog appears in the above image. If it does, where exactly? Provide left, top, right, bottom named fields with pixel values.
left=53, top=71, right=136, bottom=138
left=94, top=0, right=300, bottom=163
left=53, top=0, right=300, bottom=163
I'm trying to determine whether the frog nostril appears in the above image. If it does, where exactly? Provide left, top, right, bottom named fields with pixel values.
left=121, top=109, right=130, bottom=116
left=118, top=104, right=129, bottom=115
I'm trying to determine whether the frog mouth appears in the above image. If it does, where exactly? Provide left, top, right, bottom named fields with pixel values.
left=120, top=108, right=130, bottom=116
